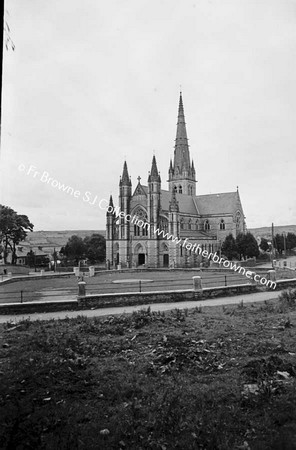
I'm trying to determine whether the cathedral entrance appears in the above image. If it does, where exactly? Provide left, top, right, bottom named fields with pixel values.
left=163, top=254, right=169, bottom=267
left=138, top=253, right=145, bottom=266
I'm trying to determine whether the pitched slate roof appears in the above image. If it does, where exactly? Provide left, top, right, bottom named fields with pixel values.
left=195, top=192, right=241, bottom=215
left=139, top=187, right=242, bottom=216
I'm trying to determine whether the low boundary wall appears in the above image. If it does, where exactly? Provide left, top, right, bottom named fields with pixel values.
left=1, top=278, right=296, bottom=315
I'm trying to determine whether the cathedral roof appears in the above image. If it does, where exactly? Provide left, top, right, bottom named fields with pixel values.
left=194, top=192, right=242, bottom=216
left=139, top=187, right=241, bottom=216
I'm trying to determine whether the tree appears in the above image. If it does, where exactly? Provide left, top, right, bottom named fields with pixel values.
left=0, top=205, right=34, bottom=264
left=274, top=234, right=284, bottom=254
left=61, top=235, right=86, bottom=265
left=84, top=234, right=106, bottom=263
left=221, top=234, right=239, bottom=260
left=286, top=233, right=296, bottom=251
left=259, top=237, right=270, bottom=252
left=27, top=250, right=35, bottom=268
left=236, top=232, right=259, bottom=259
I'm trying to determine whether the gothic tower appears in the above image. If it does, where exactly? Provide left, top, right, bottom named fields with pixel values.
left=168, top=92, right=196, bottom=196
left=147, top=155, right=161, bottom=267
left=106, top=194, right=116, bottom=265
left=118, top=161, right=132, bottom=265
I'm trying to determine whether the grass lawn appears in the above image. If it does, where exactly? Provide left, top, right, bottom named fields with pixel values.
left=1, top=290, right=296, bottom=449
left=0, top=269, right=248, bottom=303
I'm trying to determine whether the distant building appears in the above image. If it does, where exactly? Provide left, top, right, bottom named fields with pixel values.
left=106, top=93, right=246, bottom=268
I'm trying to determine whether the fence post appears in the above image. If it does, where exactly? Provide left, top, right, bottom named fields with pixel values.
left=192, top=276, right=202, bottom=292
left=139, top=280, right=141, bottom=292
left=224, top=275, right=227, bottom=286
left=267, top=270, right=276, bottom=282
left=249, top=272, right=257, bottom=284
left=78, top=281, right=86, bottom=297
left=20, top=291, right=23, bottom=303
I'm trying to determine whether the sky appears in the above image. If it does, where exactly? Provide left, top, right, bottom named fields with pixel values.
left=1, top=0, right=296, bottom=231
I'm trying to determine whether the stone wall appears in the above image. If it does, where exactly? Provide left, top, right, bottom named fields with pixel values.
left=77, top=283, right=259, bottom=309
left=1, top=277, right=296, bottom=315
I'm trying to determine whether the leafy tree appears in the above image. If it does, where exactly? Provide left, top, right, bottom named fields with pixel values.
left=236, top=232, right=259, bottom=259
left=27, top=250, right=35, bottom=268
left=286, top=233, right=296, bottom=251
left=274, top=234, right=284, bottom=254
left=0, top=205, right=34, bottom=264
left=221, top=234, right=239, bottom=260
left=61, top=235, right=86, bottom=265
left=84, top=234, right=106, bottom=263
left=259, top=237, right=270, bottom=252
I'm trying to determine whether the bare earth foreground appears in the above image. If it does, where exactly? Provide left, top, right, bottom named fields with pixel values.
left=0, top=295, right=296, bottom=449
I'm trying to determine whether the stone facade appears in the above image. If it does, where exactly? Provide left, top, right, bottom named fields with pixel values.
left=106, top=93, right=246, bottom=268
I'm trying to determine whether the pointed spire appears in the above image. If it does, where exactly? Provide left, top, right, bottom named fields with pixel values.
left=107, top=195, right=114, bottom=215
left=151, top=155, right=158, bottom=177
left=148, top=155, right=161, bottom=182
left=173, top=92, right=191, bottom=175
left=109, top=194, right=114, bottom=207
left=120, top=161, right=131, bottom=186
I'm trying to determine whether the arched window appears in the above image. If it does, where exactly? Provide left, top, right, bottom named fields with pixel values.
left=134, top=225, right=140, bottom=236
left=180, top=218, right=184, bottom=230
left=204, top=220, right=210, bottom=231
left=160, top=217, right=169, bottom=234
left=174, top=185, right=177, bottom=193
left=188, top=185, right=193, bottom=195
left=220, top=219, right=225, bottom=230
left=188, top=219, right=192, bottom=230
left=179, top=185, right=182, bottom=194
left=195, top=220, right=199, bottom=231
left=236, top=212, right=241, bottom=230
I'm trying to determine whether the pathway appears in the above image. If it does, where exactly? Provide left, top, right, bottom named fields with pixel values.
left=0, top=289, right=282, bottom=324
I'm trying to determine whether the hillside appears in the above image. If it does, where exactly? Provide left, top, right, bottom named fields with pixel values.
left=249, top=225, right=296, bottom=240
left=22, top=230, right=106, bottom=252
left=21, top=226, right=296, bottom=252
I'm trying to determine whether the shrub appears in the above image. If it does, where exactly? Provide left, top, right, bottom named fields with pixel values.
left=278, top=289, right=296, bottom=307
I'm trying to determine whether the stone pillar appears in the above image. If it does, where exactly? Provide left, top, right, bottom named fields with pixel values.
left=267, top=270, right=276, bottom=282
left=78, top=281, right=86, bottom=297
left=249, top=272, right=257, bottom=284
left=192, top=276, right=202, bottom=291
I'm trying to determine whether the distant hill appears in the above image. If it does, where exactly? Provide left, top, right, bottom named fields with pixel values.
left=21, top=226, right=296, bottom=254
left=22, top=230, right=106, bottom=253
left=249, top=225, right=296, bottom=240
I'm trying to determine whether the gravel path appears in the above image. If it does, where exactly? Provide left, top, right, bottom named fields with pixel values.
left=0, top=289, right=281, bottom=323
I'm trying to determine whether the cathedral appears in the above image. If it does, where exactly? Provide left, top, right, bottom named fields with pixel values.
left=106, top=93, right=246, bottom=268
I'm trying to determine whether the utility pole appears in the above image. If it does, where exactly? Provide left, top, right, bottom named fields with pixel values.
left=53, top=247, right=57, bottom=272
left=283, top=232, right=286, bottom=257
left=271, top=222, right=275, bottom=267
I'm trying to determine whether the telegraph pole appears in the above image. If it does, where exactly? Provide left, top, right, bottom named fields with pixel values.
left=271, top=222, right=275, bottom=267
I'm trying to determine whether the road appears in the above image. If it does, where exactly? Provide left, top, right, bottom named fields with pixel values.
left=0, top=289, right=281, bottom=324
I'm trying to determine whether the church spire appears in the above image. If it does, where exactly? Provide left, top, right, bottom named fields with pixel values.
left=107, top=195, right=114, bottom=215
left=168, top=92, right=196, bottom=196
left=148, top=155, right=161, bottom=182
left=120, top=161, right=131, bottom=186
left=174, top=92, right=190, bottom=173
